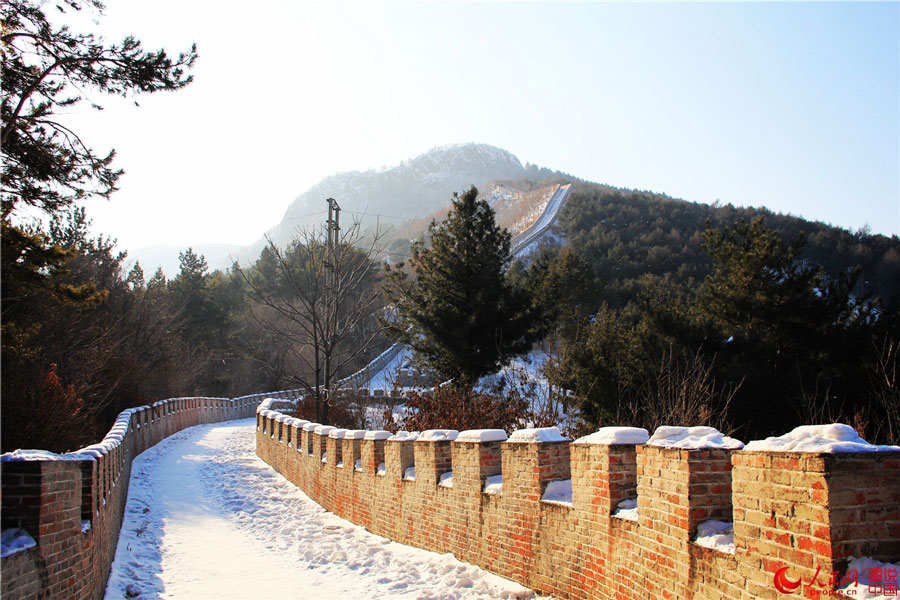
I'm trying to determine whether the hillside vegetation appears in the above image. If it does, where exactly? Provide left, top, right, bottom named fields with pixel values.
left=557, top=182, right=900, bottom=309
left=6, top=131, right=899, bottom=451
left=520, top=183, right=900, bottom=444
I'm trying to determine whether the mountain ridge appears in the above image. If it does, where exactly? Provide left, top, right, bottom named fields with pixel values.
left=131, top=143, right=562, bottom=275
left=250, top=143, right=536, bottom=262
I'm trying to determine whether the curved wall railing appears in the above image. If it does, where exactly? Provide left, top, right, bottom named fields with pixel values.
left=0, top=389, right=302, bottom=600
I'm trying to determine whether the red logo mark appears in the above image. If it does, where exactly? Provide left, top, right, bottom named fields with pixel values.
left=774, top=567, right=802, bottom=594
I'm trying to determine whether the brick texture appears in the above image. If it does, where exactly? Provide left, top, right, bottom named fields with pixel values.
left=257, top=410, right=900, bottom=600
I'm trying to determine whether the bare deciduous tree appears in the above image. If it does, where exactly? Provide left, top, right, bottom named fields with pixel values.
left=235, top=219, right=386, bottom=424
left=863, top=335, right=900, bottom=445
left=618, top=347, right=742, bottom=435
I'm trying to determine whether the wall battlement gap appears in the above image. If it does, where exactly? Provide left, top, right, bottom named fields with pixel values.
left=256, top=407, right=900, bottom=600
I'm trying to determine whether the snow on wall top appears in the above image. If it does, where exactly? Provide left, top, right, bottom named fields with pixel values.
left=456, top=429, right=508, bottom=443
left=744, top=424, right=900, bottom=453
left=508, top=427, right=569, bottom=443
left=419, top=429, right=459, bottom=442
left=541, top=479, right=573, bottom=505
left=574, top=427, right=650, bottom=445
left=1, top=393, right=271, bottom=463
left=2, top=405, right=146, bottom=461
left=1, top=449, right=91, bottom=462
left=1, top=528, right=36, bottom=558
left=647, top=426, right=744, bottom=450
left=258, top=405, right=895, bottom=455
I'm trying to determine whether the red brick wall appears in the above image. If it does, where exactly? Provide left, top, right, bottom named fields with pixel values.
left=1, top=390, right=301, bottom=600
left=257, top=410, right=900, bottom=600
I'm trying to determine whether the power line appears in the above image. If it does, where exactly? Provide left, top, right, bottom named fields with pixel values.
left=344, top=210, right=411, bottom=221
left=283, top=210, right=328, bottom=221
left=283, top=209, right=412, bottom=223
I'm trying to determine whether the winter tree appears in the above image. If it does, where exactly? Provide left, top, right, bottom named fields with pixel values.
left=381, top=186, right=538, bottom=386
left=235, top=220, right=386, bottom=425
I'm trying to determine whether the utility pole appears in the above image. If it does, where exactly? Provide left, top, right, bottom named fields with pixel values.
left=325, top=197, right=341, bottom=308
left=323, top=198, right=341, bottom=423
left=326, top=197, right=341, bottom=282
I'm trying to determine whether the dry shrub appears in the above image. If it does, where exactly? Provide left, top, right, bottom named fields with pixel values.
left=619, top=347, right=741, bottom=435
left=860, top=335, right=900, bottom=445
left=394, top=384, right=530, bottom=433
left=286, top=395, right=370, bottom=429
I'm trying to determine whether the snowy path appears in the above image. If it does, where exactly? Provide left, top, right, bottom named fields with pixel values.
left=105, top=419, right=537, bottom=600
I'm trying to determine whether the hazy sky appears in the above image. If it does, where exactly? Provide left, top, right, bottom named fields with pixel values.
left=59, top=0, right=899, bottom=255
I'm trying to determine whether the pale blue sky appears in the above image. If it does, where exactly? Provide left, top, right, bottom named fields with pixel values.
left=68, top=1, right=899, bottom=252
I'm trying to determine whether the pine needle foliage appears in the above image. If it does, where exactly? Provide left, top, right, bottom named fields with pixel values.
left=381, top=186, right=538, bottom=387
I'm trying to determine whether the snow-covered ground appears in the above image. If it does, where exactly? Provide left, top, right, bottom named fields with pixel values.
left=837, top=556, right=900, bottom=599
left=104, top=419, right=538, bottom=600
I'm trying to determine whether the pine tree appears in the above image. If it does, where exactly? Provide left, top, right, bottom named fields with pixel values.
left=382, top=186, right=538, bottom=386
left=1, top=0, right=197, bottom=449
left=2, top=0, right=197, bottom=217
left=698, top=216, right=877, bottom=435
left=1, top=0, right=196, bottom=315
left=700, top=216, right=872, bottom=362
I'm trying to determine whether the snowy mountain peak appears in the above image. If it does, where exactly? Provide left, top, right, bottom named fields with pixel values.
left=255, top=143, right=529, bottom=255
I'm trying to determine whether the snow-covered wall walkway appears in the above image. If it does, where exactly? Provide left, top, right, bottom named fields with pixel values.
left=104, top=419, right=535, bottom=599
left=0, top=391, right=300, bottom=600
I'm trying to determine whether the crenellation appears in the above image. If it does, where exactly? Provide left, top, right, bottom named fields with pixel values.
left=8, top=391, right=895, bottom=600
left=362, top=434, right=388, bottom=474
left=385, top=439, right=414, bottom=480
left=412, top=439, right=451, bottom=486
left=257, top=411, right=900, bottom=600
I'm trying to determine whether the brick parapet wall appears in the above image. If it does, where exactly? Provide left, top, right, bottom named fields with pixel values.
left=1, top=389, right=303, bottom=600
left=732, top=451, right=900, bottom=599
left=257, top=409, right=900, bottom=600
left=636, top=446, right=734, bottom=600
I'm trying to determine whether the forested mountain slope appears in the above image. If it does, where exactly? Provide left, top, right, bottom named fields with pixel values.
left=557, top=182, right=900, bottom=309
